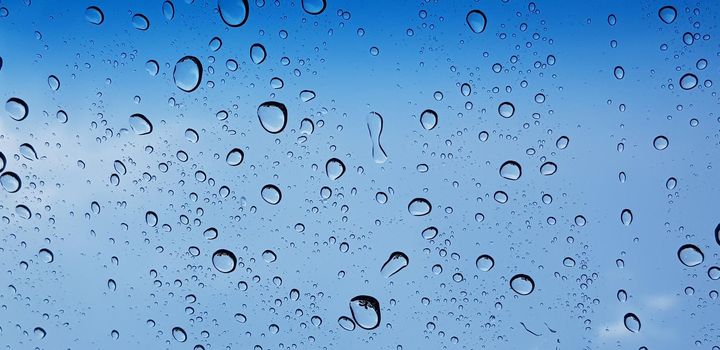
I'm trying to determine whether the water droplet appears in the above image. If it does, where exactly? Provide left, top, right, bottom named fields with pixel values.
left=34, top=327, right=46, bottom=339
left=420, top=109, right=438, bottom=130
left=498, top=102, right=515, bottom=118
left=15, top=204, right=31, bottom=219
left=212, top=249, right=237, bottom=273
left=679, top=73, right=698, bottom=90
left=708, top=266, right=720, bottom=280
left=613, top=66, right=625, bottom=80
left=421, top=226, right=438, bottom=240
left=715, top=223, right=720, bottom=246
left=132, top=14, right=150, bottom=30
left=173, top=56, right=202, bottom=92
left=257, top=101, right=288, bottom=134
left=162, top=1, right=175, bottom=20
left=19, top=143, right=37, bottom=160
left=563, top=257, right=576, bottom=267
left=6, top=97, right=29, bottom=121
left=301, top=0, right=326, bottom=15
left=461, top=83, right=471, bottom=96
left=510, top=274, right=535, bottom=295
left=466, top=10, right=487, bottom=33
left=48, top=75, right=60, bottom=90
left=658, top=5, right=677, bottom=24
left=209, top=37, right=222, bottom=51
left=226, top=148, right=244, bottom=166
left=338, top=316, right=356, bottom=331
left=185, top=129, right=199, bottom=143
left=666, top=177, right=677, bottom=190
left=129, top=114, right=153, bottom=135
left=653, top=135, right=669, bottom=150
left=623, top=313, right=641, bottom=333
left=262, top=250, right=277, bottom=263
left=494, top=191, right=508, bottom=203
left=380, top=251, right=409, bottom=278
left=261, top=184, right=282, bottom=205
left=617, top=289, right=627, bottom=302
left=218, top=0, right=249, bottom=27
left=677, top=244, right=703, bottom=267
left=326, top=158, right=345, bottom=180
left=39, top=248, right=53, bottom=263
left=349, top=295, right=380, bottom=330
left=300, top=90, right=316, bottom=102
left=146, top=211, right=158, bottom=227
left=475, top=255, right=494, bottom=272
left=366, top=112, right=388, bottom=163
left=499, top=160, right=522, bottom=180
left=172, top=327, right=187, bottom=342
left=556, top=136, right=569, bottom=149
left=540, top=162, right=557, bottom=176
left=203, top=227, right=218, bottom=240
left=85, top=6, right=104, bottom=25
left=408, top=198, right=431, bottom=216
left=250, top=43, right=267, bottom=64
left=621, top=209, right=633, bottom=226
left=0, top=172, right=21, bottom=193
left=145, top=60, right=159, bottom=76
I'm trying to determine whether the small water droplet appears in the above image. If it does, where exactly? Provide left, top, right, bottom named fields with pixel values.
left=421, top=226, right=438, bottom=240
left=145, top=211, right=158, bottom=227
left=300, top=90, right=316, bottom=102
left=613, top=66, right=625, bottom=80
left=15, top=204, right=31, bottom=219
left=0, top=172, right=21, bottom=193
left=39, top=248, right=53, bottom=263
left=498, top=102, right=515, bottom=118
left=48, top=75, right=60, bottom=90
left=621, top=209, right=633, bottom=226
left=132, top=14, right=150, bottom=30
left=338, top=316, right=356, bottom=331
left=556, top=136, right=569, bottom=149
left=540, top=162, right=557, bottom=176
left=172, top=327, right=187, bottom=342
left=679, top=73, right=698, bottom=90
left=218, top=0, right=249, bottom=27
left=653, top=135, right=669, bottom=150
left=19, top=143, right=37, bottom=160
left=262, top=250, right=277, bottom=263
left=162, top=1, right=175, bottom=20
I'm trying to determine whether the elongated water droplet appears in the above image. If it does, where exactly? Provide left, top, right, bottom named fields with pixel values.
left=261, top=184, right=282, bottom=204
left=212, top=249, right=237, bottom=273
left=226, top=148, right=244, bottom=166
left=85, top=6, right=104, bottom=25
left=48, top=75, right=60, bottom=91
left=172, top=327, right=187, bottom=342
left=325, top=158, right=345, bottom=180
left=621, top=209, right=633, bottom=226
left=257, top=101, right=287, bottom=133
left=677, top=244, right=703, bottom=267
left=129, top=114, right=153, bottom=135
left=420, top=109, right=438, bottom=130
left=301, top=0, right=326, bottom=15
left=613, top=66, right=625, bottom=80
left=366, top=112, right=388, bottom=163
left=658, top=5, right=677, bottom=24
left=15, top=204, right=31, bottom=219
left=19, top=143, right=37, bottom=160
left=218, top=0, right=249, bottom=27
left=421, top=226, right=438, bottom=239
left=0, top=172, right=21, bottom=193
left=466, top=10, right=487, bottom=33
left=173, top=56, right=202, bottom=92
left=499, top=160, right=521, bottom=180
left=0, top=152, right=5, bottom=172
left=666, top=177, right=677, bottom=190
left=349, top=295, right=380, bottom=330
left=338, top=316, right=356, bottom=331
left=510, top=274, right=535, bottom=295
left=250, top=43, right=266, bottom=64
left=132, top=14, right=150, bottom=30
left=162, top=1, right=175, bottom=20
left=408, top=198, right=431, bottom=216
left=476, top=255, right=495, bottom=272
left=380, top=252, right=409, bottom=278
left=209, top=37, right=222, bottom=51
left=556, top=136, right=569, bottom=149
left=146, top=211, right=158, bottom=227
left=623, top=313, right=641, bottom=333
left=6, top=97, right=28, bottom=121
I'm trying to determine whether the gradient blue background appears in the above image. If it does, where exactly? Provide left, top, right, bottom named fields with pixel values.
left=0, top=0, right=718, bottom=349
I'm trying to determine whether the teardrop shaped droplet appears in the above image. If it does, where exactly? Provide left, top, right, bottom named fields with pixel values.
left=677, top=244, right=703, bottom=267
left=510, top=274, right=535, bottom=295
left=499, top=160, right=521, bottom=180
left=408, top=198, right=431, bottom=216
left=621, top=209, right=633, bottom=226
left=226, top=148, right=244, bottom=166
left=325, top=158, right=346, bottom=180
left=466, top=10, right=487, bottom=33
left=420, top=109, right=438, bottom=130
left=658, top=5, right=677, bottom=24
left=623, top=313, right=641, bottom=333
left=349, top=295, right=381, bottom=330
left=301, top=0, right=326, bottom=15
left=366, top=112, right=388, bottom=163
left=257, top=101, right=287, bottom=134
left=6, top=97, right=28, bottom=121
left=261, top=184, right=282, bottom=205
left=212, top=249, right=237, bottom=273
left=129, top=114, right=153, bottom=135
left=0, top=172, right=21, bottom=193
left=250, top=43, right=267, bottom=64
left=85, top=6, right=104, bottom=25
left=380, top=251, right=409, bottom=278
left=19, top=143, right=37, bottom=160
left=173, top=56, right=202, bottom=92
left=218, top=0, right=249, bottom=27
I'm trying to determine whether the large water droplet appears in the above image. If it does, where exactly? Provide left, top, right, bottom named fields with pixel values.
left=85, top=6, right=104, bottom=25
left=145, top=211, right=158, bottom=227
left=679, top=73, right=698, bottom=90
left=173, top=56, right=202, bottom=92
left=380, top=252, right=409, bottom=278
left=540, top=162, right=557, bottom=176
left=129, top=114, right=153, bottom=135
left=408, top=198, right=431, bottom=216
left=613, top=66, right=625, bottom=80
left=366, top=112, right=388, bottom=163
left=261, top=184, right=282, bottom=205
left=300, top=90, right=316, bottom=102
left=715, top=223, right=720, bottom=246
left=262, top=249, right=277, bottom=263
left=326, top=158, right=346, bottom=180
left=653, top=135, right=669, bottom=150
left=499, top=160, right=521, bottom=180
left=172, top=327, right=187, bottom=342
left=39, top=248, right=54, bottom=263
left=162, top=1, right=175, bottom=20
left=19, top=143, right=37, bottom=160
left=250, top=43, right=267, bottom=64
left=212, top=249, right=237, bottom=273
left=0, top=172, right=21, bottom=193
left=257, top=101, right=287, bottom=134
left=349, top=295, right=381, bottom=330
left=6, top=97, right=28, bottom=121
left=218, top=0, right=249, bottom=27
left=301, top=0, right=326, bottom=15
left=476, top=255, right=495, bottom=272
left=420, top=109, right=438, bottom=130
left=48, top=75, right=60, bottom=91
left=623, top=313, right=641, bottom=333
left=338, top=316, right=356, bottom=331
left=510, top=274, right=535, bottom=295
left=226, top=148, right=244, bottom=166
left=556, top=136, right=569, bottom=149
left=466, top=10, right=487, bottom=33
left=620, top=209, right=633, bottom=225
left=15, top=204, right=31, bottom=219
left=677, top=244, right=703, bottom=267
left=34, top=327, right=46, bottom=339
left=498, top=102, right=515, bottom=118
left=421, top=226, right=438, bottom=240
left=131, top=14, right=150, bottom=30
left=658, top=5, right=677, bottom=24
